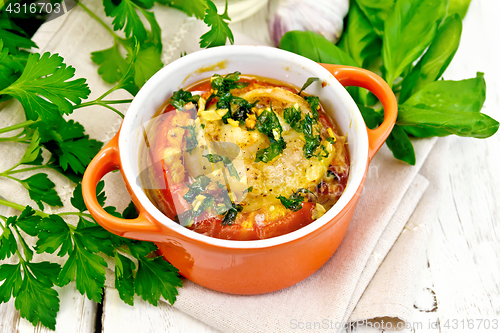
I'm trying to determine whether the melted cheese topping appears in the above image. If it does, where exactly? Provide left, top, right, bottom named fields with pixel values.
left=183, top=87, right=335, bottom=213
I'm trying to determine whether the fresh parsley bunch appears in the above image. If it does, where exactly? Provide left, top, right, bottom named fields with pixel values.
left=279, top=0, right=499, bottom=164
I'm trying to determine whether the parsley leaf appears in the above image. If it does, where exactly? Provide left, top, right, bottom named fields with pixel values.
left=15, top=262, right=61, bottom=330
left=106, top=0, right=148, bottom=41
left=200, top=0, right=234, bottom=48
left=0, top=14, right=38, bottom=54
left=204, top=153, right=240, bottom=180
left=134, top=256, right=182, bottom=305
left=17, top=173, right=63, bottom=210
left=0, top=223, right=17, bottom=261
left=128, top=44, right=163, bottom=88
left=0, top=52, right=90, bottom=121
left=0, top=263, right=22, bottom=303
left=166, top=0, right=208, bottom=19
left=19, top=128, right=43, bottom=165
left=36, top=118, right=103, bottom=176
left=91, top=43, right=129, bottom=84
left=114, top=252, right=135, bottom=305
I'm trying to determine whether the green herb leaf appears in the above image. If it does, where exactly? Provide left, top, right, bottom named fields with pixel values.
left=182, top=124, right=198, bottom=153
left=57, top=235, right=107, bottom=303
left=304, top=95, right=320, bottom=121
left=355, top=0, right=395, bottom=36
left=276, top=188, right=312, bottom=212
left=0, top=52, right=91, bottom=121
left=203, top=154, right=240, bottom=180
left=128, top=44, right=163, bottom=88
left=221, top=203, right=242, bottom=226
left=0, top=224, right=17, bottom=261
left=397, top=104, right=499, bottom=139
left=448, top=0, right=472, bottom=19
left=298, top=77, right=319, bottom=95
left=0, top=263, right=22, bottom=303
left=385, top=125, right=416, bottom=165
left=255, top=107, right=287, bottom=163
left=11, top=206, right=41, bottom=237
left=91, top=43, right=129, bottom=84
left=358, top=104, right=383, bottom=130
left=15, top=262, right=60, bottom=330
left=114, top=252, right=136, bottom=305
left=19, top=129, right=43, bottom=165
left=36, top=215, right=72, bottom=256
left=36, top=118, right=103, bottom=176
left=338, top=0, right=382, bottom=67
left=283, top=105, right=303, bottom=132
left=404, top=73, right=486, bottom=113
left=199, top=0, right=234, bottom=48
left=382, top=0, right=446, bottom=86
left=171, top=89, right=200, bottom=110
left=279, top=31, right=358, bottom=67
left=0, top=14, right=38, bottom=54
left=183, top=175, right=211, bottom=203
left=107, top=0, right=148, bottom=41
left=166, top=0, right=208, bottom=19
left=134, top=256, right=182, bottom=306
left=18, top=173, right=63, bottom=211
left=302, top=114, right=321, bottom=159
left=400, top=14, right=462, bottom=103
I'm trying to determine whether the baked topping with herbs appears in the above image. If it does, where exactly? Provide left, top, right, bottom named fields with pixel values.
left=140, top=72, right=350, bottom=240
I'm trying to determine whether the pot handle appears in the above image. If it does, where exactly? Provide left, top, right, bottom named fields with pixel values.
left=320, top=64, right=398, bottom=161
left=82, top=132, right=160, bottom=238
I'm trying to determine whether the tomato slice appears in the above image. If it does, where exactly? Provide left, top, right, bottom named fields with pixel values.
left=189, top=202, right=315, bottom=240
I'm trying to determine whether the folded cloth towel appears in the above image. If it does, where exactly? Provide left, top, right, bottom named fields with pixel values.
left=0, top=1, right=441, bottom=332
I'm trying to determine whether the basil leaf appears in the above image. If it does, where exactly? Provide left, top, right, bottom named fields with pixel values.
left=382, top=0, right=447, bottom=86
left=400, top=14, right=462, bottom=103
left=404, top=73, right=486, bottom=113
left=386, top=125, right=416, bottom=165
left=183, top=175, right=211, bottom=203
left=358, top=104, right=383, bottom=130
left=397, top=104, right=499, bottom=139
left=279, top=31, right=358, bottom=67
left=340, top=0, right=382, bottom=67
left=298, top=77, right=319, bottom=95
left=355, top=0, right=396, bottom=36
left=448, top=0, right=472, bottom=19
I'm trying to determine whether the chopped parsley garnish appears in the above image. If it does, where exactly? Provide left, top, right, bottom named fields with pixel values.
left=181, top=124, right=198, bottom=153
left=302, top=113, right=322, bottom=159
left=222, top=203, right=243, bottom=226
left=170, top=89, right=200, bottom=110
left=203, top=153, right=240, bottom=180
left=304, top=95, right=320, bottom=121
left=255, top=106, right=287, bottom=163
left=182, top=175, right=211, bottom=203
left=276, top=188, right=314, bottom=212
left=283, top=105, right=303, bottom=132
left=211, top=71, right=248, bottom=95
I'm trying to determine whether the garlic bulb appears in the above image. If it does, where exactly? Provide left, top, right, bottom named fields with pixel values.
left=268, top=0, right=349, bottom=47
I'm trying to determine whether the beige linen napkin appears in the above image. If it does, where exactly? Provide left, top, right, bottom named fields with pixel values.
left=0, top=1, right=439, bottom=331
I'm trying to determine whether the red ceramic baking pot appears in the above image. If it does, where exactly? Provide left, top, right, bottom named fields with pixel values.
left=82, top=46, right=397, bottom=295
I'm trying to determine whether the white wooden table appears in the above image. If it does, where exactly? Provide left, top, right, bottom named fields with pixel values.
left=1, top=0, right=499, bottom=332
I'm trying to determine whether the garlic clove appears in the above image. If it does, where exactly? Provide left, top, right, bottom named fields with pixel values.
left=268, top=0, right=349, bottom=47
